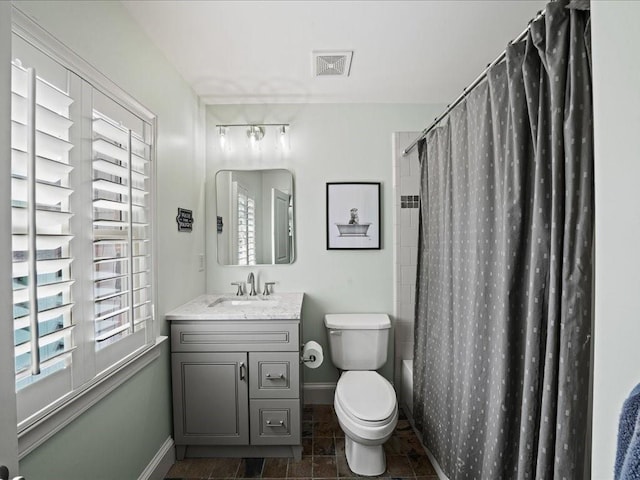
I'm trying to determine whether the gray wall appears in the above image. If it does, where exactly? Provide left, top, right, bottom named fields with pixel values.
left=591, top=2, right=640, bottom=478
left=205, top=104, right=443, bottom=385
left=11, top=1, right=206, bottom=479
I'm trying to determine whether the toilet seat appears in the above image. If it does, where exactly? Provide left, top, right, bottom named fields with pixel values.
left=335, top=371, right=396, bottom=425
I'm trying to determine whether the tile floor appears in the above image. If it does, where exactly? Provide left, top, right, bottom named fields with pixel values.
left=165, top=404, right=437, bottom=479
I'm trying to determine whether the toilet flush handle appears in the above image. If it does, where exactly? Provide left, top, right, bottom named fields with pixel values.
left=329, top=329, right=342, bottom=336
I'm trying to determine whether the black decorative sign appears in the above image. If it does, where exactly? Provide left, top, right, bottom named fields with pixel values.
left=176, top=208, right=193, bottom=232
left=217, top=216, right=224, bottom=233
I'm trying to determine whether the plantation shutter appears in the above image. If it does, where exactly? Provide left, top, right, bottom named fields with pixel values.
left=10, top=28, right=156, bottom=426
left=236, top=184, right=256, bottom=266
left=10, top=59, right=75, bottom=393
left=91, top=92, right=153, bottom=368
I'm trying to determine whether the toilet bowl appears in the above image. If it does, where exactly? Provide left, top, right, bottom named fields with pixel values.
left=334, top=370, right=398, bottom=476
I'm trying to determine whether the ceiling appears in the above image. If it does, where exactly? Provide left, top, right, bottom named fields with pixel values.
left=121, top=0, right=548, bottom=105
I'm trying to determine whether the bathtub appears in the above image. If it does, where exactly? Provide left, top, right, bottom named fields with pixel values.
left=335, top=223, right=371, bottom=236
left=401, top=359, right=413, bottom=417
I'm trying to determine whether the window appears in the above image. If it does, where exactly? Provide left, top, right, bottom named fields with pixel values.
left=10, top=22, right=156, bottom=431
left=234, top=183, right=256, bottom=266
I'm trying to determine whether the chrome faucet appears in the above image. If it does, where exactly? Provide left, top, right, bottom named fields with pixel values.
left=247, top=272, right=257, bottom=296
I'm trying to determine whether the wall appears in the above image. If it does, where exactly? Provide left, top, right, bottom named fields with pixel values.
left=391, top=132, right=421, bottom=391
left=591, top=2, right=640, bottom=479
left=10, top=1, right=206, bottom=479
left=206, top=104, right=442, bottom=390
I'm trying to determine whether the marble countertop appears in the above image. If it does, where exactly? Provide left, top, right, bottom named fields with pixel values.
left=165, top=292, right=304, bottom=321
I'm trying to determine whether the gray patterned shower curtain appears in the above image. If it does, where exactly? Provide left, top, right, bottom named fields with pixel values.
left=413, top=1, right=593, bottom=479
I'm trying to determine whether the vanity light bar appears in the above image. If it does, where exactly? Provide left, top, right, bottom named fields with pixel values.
left=216, top=123, right=290, bottom=152
left=216, top=123, right=290, bottom=128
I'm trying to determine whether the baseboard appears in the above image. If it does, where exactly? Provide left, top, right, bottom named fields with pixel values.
left=138, top=436, right=175, bottom=480
left=303, top=382, right=336, bottom=404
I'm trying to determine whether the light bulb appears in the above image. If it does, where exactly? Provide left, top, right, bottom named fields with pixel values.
left=246, top=126, right=264, bottom=152
left=279, top=125, right=289, bottom=153
left=218, top=126, right=227, bottom=150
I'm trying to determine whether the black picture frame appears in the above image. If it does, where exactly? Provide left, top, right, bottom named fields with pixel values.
left=326, top=182, right=381, bottom=250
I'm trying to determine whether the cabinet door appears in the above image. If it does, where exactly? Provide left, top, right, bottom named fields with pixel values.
left=172, top=352, right=249, bottom=445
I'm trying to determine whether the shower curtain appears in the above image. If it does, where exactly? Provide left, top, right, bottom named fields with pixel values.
left=413, top=1, right=593, bottom=479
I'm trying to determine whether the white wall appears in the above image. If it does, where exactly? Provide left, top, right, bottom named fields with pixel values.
left=206, top=104, right=442, bottom=386
left=10, top=1, right=206, bottom=478
left=591, top=2, right=640, bottom=478
left=392, top=132, right=421, bottom=390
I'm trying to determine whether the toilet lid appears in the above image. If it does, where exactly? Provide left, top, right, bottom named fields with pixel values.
left=335, top=371, right=396, bottom=422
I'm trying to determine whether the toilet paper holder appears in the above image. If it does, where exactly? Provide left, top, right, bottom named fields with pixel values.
left=301, top=354, right=317, bottom=364
left=300, top=344, right=316, bottom=363
left=300, top=340, right=323, bottom=368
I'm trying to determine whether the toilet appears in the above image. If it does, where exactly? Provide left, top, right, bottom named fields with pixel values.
left=324, top=313, right=398, bottom=476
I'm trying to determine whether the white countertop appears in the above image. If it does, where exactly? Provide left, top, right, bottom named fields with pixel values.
left=165, top=292, right=304, bottom=321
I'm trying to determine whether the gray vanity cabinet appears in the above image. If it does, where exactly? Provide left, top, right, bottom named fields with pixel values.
left=170, top=320, right=302, bottom=460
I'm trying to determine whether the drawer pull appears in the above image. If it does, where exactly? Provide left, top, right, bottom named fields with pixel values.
left=265, top=373, right=284, bottom=379
left=266, top=420, right=285, bottom=426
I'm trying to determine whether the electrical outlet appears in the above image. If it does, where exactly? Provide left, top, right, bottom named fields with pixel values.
left=198, top=254, right=205, bottom=272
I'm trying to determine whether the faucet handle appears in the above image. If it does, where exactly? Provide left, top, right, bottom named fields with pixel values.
left=263, top=282, right=275, bottom=296
left=231, top=282, right=244, bottom=296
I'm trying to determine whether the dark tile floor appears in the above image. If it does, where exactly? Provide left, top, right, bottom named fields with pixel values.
left=165, top=404, right=437, bottom=479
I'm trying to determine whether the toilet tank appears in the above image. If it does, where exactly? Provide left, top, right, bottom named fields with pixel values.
left=324, top=314, right=390, bottom=370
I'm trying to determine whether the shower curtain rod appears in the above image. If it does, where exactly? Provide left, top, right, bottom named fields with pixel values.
left=402, top=8, right=545, bottom=157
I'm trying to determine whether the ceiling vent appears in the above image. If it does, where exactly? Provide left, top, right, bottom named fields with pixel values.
left=313, top=51, right=353, bottom=77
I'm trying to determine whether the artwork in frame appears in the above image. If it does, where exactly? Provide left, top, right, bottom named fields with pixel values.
left=326, top=182, right=381, bottom=250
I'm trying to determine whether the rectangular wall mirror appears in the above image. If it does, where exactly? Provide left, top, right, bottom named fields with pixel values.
left=215, top=169, right=295, bottom=265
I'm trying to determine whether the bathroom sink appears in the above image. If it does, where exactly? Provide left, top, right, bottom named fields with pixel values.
left=208, top=296, right=280, bottom=308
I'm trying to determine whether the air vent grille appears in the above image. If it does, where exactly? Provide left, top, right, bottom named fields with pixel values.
left=313, top=51, right=353, bottom=77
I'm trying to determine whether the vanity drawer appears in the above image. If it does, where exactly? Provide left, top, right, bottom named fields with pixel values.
left=250, top=399, right=301, bottom=445
left=249, top=352, right=300, bottom=399
left=171, top=322, right=299, bottom=352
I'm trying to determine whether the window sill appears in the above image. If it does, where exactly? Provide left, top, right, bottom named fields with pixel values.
left=17, top=336, right=168, bottom=459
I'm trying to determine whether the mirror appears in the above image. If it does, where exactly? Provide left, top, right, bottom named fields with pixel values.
left=215, top=169, right=294, bottom=265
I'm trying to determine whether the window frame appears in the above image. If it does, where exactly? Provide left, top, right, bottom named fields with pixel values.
left=11, top=6, right=164, bottom=458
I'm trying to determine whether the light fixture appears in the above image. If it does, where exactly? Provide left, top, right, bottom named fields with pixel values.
left=216, top=124, right=290, bottom=154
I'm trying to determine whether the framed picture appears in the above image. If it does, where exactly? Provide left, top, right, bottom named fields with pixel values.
left=326, top=182, right=381, bottom=250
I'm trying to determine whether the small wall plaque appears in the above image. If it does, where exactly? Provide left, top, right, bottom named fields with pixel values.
left=217, top=216, right=224, bottom=233
left=176, top=208, right=193, bottom=232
